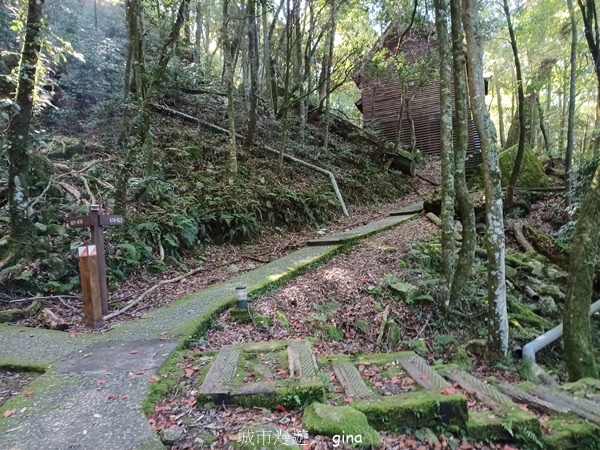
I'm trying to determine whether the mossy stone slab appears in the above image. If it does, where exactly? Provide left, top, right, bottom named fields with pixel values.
left=389, top=202, right=424, bottom=216
left=303, top=402, right=382, bottom=448
left=197, top=340, right=324, bottom=409
left=466, top=409, right=542, bottom=443
left=542, top=417, right=600, bottom=450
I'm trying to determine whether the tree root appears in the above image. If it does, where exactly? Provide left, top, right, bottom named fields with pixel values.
left=512, top=220, right=535, bottom=253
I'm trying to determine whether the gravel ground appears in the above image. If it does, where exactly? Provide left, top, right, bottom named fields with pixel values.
left=0, top=370, right=37, bottom=407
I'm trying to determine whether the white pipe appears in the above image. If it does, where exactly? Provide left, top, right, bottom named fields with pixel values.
left=151, top=103, right=349, bottom=216
left=522, top=299, right=600, bottom=363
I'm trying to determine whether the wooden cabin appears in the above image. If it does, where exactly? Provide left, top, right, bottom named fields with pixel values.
left=354, top=25, right=483, bottom=170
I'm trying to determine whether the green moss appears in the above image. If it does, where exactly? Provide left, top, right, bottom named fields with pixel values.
left=255, top=316, right=272, bottom=328
left=385, top=320, right=401, bottom=347
left=543, top=416, right=600, bottom=449
left=498, top=145, right=549, bottom=188
left=230, top=308, right=252, bottom=324
left=230, top=380, right=325, bottom=410
left=275, top=311, right=290, bottom=330
left=508, top=300, right=552, bottom=329
left=451, top=348, right=473, bottom=371
left=350, top=391, right=467, bottom=432
left=324, top=325, right=344, bottom=341
left=303, top=402, right=382, bottom=448
left=403, top=340, right=428, bottom=354
left=466, top=409, right=541, bottom=446
left=355, top=319, right=370, bottom=333
left=142, top=350, right=186, bottom=415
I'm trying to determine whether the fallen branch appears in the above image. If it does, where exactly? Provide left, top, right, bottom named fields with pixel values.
left=425, top=212, right=462, bottom=241
left=75, top=173, right=96, bottom=204
left=103, top=266, right=204, bottom=320
left=9, top=295, right=81, bottom=304
left=416, top=173, right=441, bottom=187
left=29, top=178, right=53, bottom=210
left=512, top=221, right=535, bottom=253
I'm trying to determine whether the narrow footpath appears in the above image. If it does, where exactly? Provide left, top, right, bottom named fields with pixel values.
left=0, top=207, right=420, bottom=450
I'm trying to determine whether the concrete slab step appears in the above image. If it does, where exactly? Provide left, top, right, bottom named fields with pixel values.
left=496, top=382, right=570, bottom=414
left=443, top=368, right=515, bottom=409
left=332, top=360, right=376, bottom=399
left=389, top=201, right=424, bottom=216
left=396, top=353, right=451, bottom=391
left=526, top=384, right=600, bottom=426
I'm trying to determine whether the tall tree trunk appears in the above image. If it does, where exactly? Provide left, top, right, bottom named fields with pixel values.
left=246, top=0, right=259, bottom=147
left=118, top=0, right=134, bottom=147
left=194, top=0, right=202, bottom=62
left=450, top=0, right=476, bottom=304
left=493, top=64, right=506, bottom=148
left=562, top=0, right=600, bottom=380
left=6, top=0, right=45, bottom=255
left=322, top=0, right=336, bottom=152
left=114, top=0, right=189, bottom=214
left=261, top=2, right=274, bottom=115
left=223, top=0, right=237, bottom=183
left=278, top=0, right=293, bottom=171
left=434, top=0, right=456, bottom=293
left=503, top=0, right=526, bottom=208
left=558, top=64, right=568, bottom=153
left=563, top=163, right=600, bottom=380
left=294, top=0, right=305, bottom=136
left=463, top=0, right=509, bottom=359
left=536, top=95, right=551, bottom=156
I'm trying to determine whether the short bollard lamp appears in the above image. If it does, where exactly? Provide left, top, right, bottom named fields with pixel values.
left=236, top=286, right=248, bottom=309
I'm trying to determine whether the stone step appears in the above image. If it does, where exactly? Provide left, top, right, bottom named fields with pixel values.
left=332, top=360, right=377, bottom=399
left=443, top=368, right=515, bottom=409
left=526, top=384, right=600, bottom=426
left=197, top=340, right=325, bottom=409
left=389, top=201, right=424, bottom=216
left=288, top=340, right=318, bottom=379
left=396, top=353, right=451, bottom=391
left=496, top=382, right=570, bottom=414
left=198, top=345, right=241, bottom=395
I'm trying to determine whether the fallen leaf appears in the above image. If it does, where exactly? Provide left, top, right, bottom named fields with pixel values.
left=135, top=371, right=145, bottom=375
left=517, top=403, right=529, bottom=411
left=69, top=332, right=77, bottom=338
left=229, top=435, right=242, bottom=441
left=276, top=404, right=287, bottom=412
left=107, top=394, right=119, bottom=400
left=358, top=364, right=365, bottom=372
left=23, top=391, right=34, bottom=397
left=374, top=381, right=383, bottom=388
left=97, top=380, right=107, bottom=385
left=405, top=377, right=415, bottom=385
left=184, top=368, right=194, bottom=377
left=420, top=375, right=429, bottom=380
left=303, top=443, right=312, bottom=450
left=441, top=387, right=457, bottom=395
left=121, top=394, right=129, bottom=400
left=3, top=409, right=16, bottom=418
left=130, top=350, right=138, bottom=354
left=148, top=375, right=160, bottom=383
left=344, top=396, right=353, bottom=403
left=390, top=376, right=401, bottom=384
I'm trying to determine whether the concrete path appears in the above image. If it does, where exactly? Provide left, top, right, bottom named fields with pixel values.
left=0, top=206, right=421, bottom=450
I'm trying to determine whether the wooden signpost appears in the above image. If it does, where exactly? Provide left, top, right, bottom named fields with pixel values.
left=78, top=245, right=103, bottom=328
left=68, top=205, right=124, bottom=323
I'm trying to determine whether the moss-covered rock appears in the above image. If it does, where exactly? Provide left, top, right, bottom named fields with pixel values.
left=230, top=307, right=252, bottom=324
left=350, top=391, right=467, bottom=432
left=389, top=282, right=418, bottom=301
left=254, top=316, right=272, bottom=328
left=498, top=145, right=549, bottom=188
left=543, top=416, right=600, bottom=449
left=403, top=339, right=428, bottom=354
left=303, top=402, right=382, bottom=448
left=233, top=424, right=300, bottom=450
left=385, top=320, right=401, bottom=347
left=451, top=348, right=473, bottom=371
left=467, top=409, right=542, bottom=445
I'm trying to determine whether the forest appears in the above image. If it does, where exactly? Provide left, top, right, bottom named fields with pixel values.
left=1, top=0, right=600, bottom=449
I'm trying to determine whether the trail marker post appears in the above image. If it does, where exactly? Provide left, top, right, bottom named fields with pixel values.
left=78, top=245, right=103, bottom=328
left=68, top=205, right=124, bottom=316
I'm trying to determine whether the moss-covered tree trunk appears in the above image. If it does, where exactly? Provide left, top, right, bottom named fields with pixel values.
left=6, top=0, right=45, bottom=255
left=503, top=0, right=526, bottom=208
left=563, top=165, right=600, bottom=380
left=450, top=0, right=476, bottom=304
left=463, top=0, right=509, bottom=358
left=434, top=0, right=456, bottom=292
left=245, top=0, right=259, bottom=148
left=222, top=0, right=237, bottom=183
left=565, top=0, right=577, bottom=205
